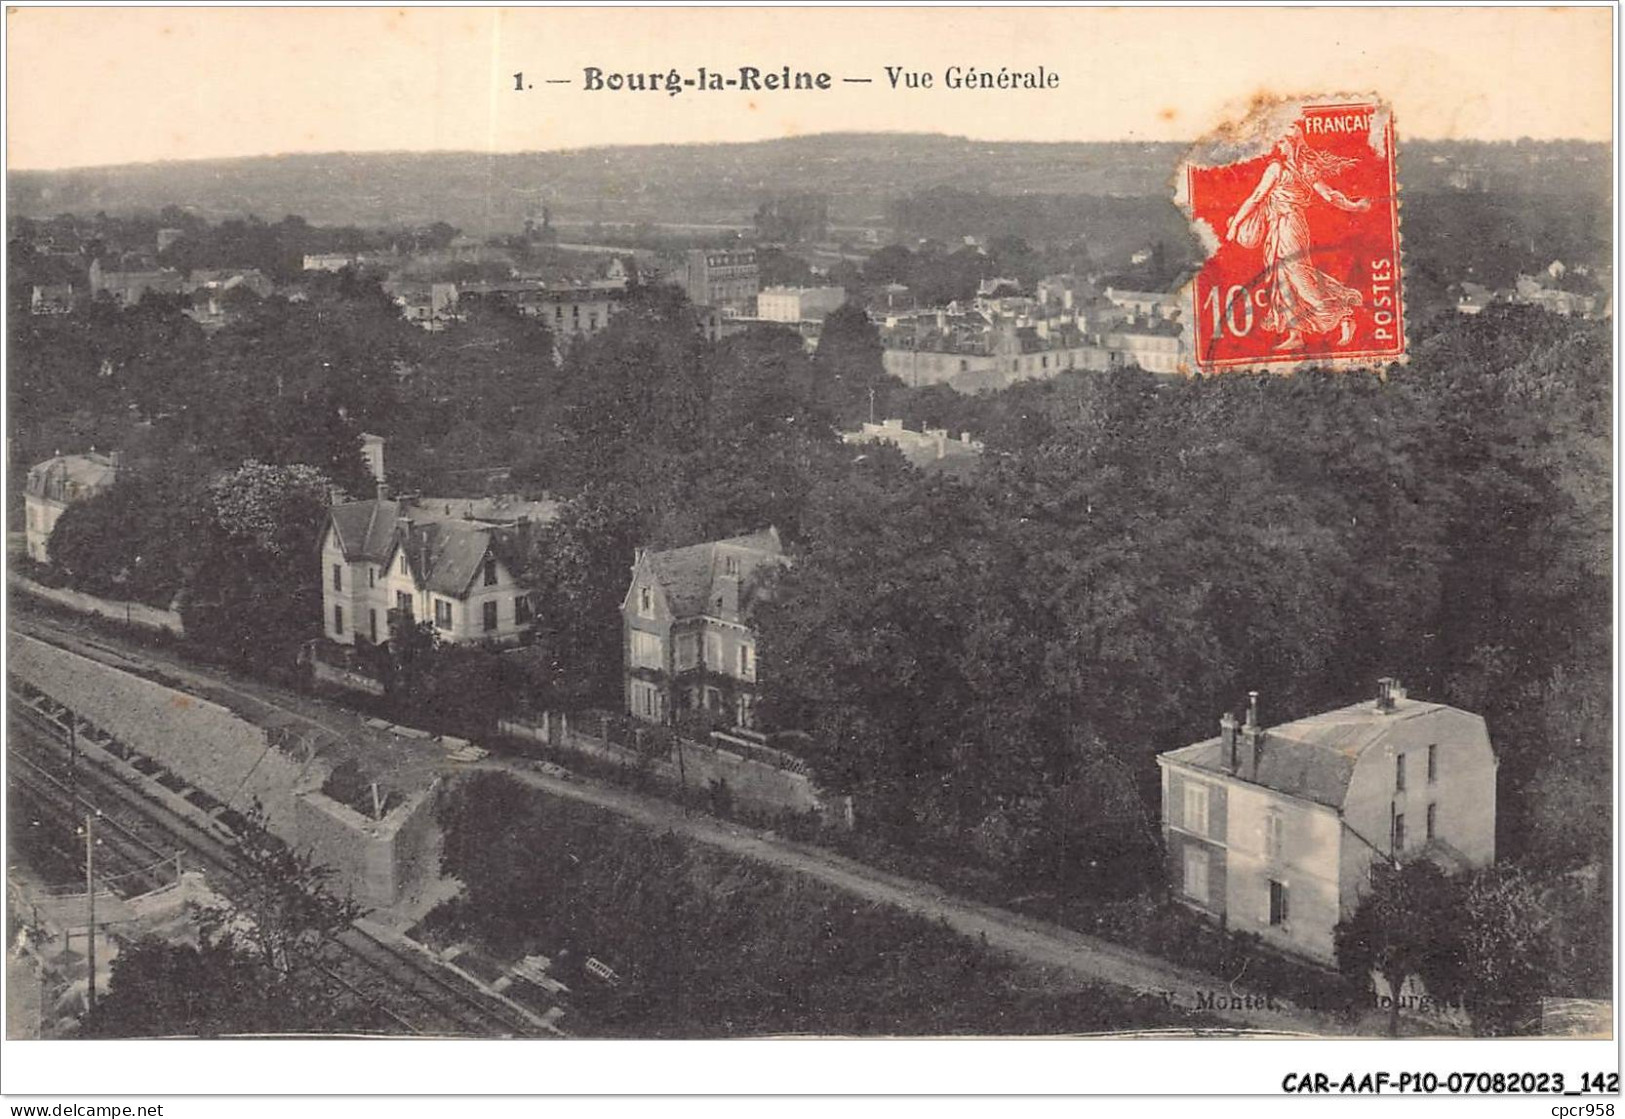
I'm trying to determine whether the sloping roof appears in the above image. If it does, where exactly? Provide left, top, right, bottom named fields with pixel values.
left=26, top=452, right=119, bottom=503
left=642, top=528, right=786, bottom=619
left=328, top=496, right=546, bottom=597
left=327, top=499, right=403, bottom=563
left=1162, top=695, right=1478, bottom=810
left=406, top=520, right=499, bottom=598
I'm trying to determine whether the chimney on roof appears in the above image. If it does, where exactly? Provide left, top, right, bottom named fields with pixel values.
left=1376, top=677, right=1403, bottom=712
left=1242, top=691, right=1265, bottom=778
left=1219, top=711, right=1240, bottom=773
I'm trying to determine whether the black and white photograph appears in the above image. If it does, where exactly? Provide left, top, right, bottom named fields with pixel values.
left=1, top=2, right=1617, bottom=1110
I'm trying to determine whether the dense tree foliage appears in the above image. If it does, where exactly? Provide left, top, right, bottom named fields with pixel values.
left=181, top=461, right=334, bottom=669
left=1334, top=860, right=1461, bottom=1036
left=1337, top=859, right=1572, bottom=1036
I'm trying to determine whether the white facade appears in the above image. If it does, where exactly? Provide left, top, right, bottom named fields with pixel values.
left=757, top=286, right=846, bottom=323
left=321, top=526, right=536, bottom=648
left=1158, top=683, right=1498, bottom=967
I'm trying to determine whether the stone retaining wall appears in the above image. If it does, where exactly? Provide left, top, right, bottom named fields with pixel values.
left=499, top=713, right=848, bottom=825
left=10, top=634, right=317, bottom=838
left=11, top=574, right=184, bottom=636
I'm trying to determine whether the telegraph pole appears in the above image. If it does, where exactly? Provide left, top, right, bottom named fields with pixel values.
left=84, top=813, right=96, bottom=1013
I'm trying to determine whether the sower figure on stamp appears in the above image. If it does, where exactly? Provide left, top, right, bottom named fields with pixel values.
left=1225, top=126, right=1372, bottom=351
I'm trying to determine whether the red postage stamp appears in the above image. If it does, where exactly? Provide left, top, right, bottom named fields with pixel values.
left=1180, top=97, right=1404, bottom=372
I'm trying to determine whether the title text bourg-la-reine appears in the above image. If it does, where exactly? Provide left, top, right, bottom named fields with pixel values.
left=578, top=65, right=1060, bottom=95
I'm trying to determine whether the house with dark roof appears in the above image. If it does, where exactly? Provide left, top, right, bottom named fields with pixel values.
left=1156, top=679, right=1497, bottom=966
left=621, top=528, right=788, bottom=729
left=320, top=492, right=557, bottom=648
left=25, top=451, right=121, bottom=564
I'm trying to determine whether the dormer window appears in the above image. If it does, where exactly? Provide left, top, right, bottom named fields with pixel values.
left=483, top=557, right=498, bottom=586
left=638, top=586, right=654, bottom=618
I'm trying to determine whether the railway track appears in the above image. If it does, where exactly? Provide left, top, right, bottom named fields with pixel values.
left=8, top=701, right=548, bottom=1038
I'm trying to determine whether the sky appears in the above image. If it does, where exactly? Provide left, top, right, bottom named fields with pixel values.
left=5, top=5, right=1615, bottom=171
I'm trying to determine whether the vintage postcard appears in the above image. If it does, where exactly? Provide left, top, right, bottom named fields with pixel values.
left=2, top=3, right=1615, bottom=1108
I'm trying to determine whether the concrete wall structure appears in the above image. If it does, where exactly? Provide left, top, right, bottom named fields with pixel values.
left=293, top=782, right=441, bottom=909
left=11, top=575, right=183, bottom=636
left=10, top=634, right=317, bottom=836
left=498, top=714, right=839, bottom=823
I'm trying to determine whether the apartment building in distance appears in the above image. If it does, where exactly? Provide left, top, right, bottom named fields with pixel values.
left=88, top=259, right=183, bottom=306
left=680, top=248, right=759, bottom=314
left=1156, top=680, right=1497, bottom=966
left=757, top=285, right=846, bottom=323
left=621, top=528, right=788, bottom=729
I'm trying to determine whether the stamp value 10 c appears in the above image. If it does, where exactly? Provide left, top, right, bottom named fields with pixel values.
left=1182, top=98, right=1405, bottom=373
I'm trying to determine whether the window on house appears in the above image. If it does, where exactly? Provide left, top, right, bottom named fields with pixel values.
left=332, top=564, right=343, bottom=592
left=368, top=609, right=378, bottom=643
left=705, top=632, right=724, bottom=671
left=675, top=633, right=699, bottom=670
left=1427, top=744, right=1438, bottom=783
left=631, top=630, right=663, bottom=670
left=399, top=554, right=408, bottom=575
left=515, top=596, right=533, bottom=624
left=434, top=600, right=453, bottom=630
left=1269, top=880, right=1290, bottom=926
left=734, top=693, right=754, bottom=729
left=631, top=681, right=661, bottom=720
left=368, top=567, right=376, bottom=589
left=1395, top=753, right=1406, bottom=792
left=333, top=604, right=344, bottom=635
left=1393, top=812, right=1406, bottom=852
left=1426, top=803, right=1437, bottom=842
left=1183, top=783, right=1209, bottom=838
left=1182, top=846, right=1208, bottom=904
left=482, top=601, right=498, bottom=632
left=483, top=558, right=498, bottom=586
left=724, top=554, right=740, bottom=576
left=738, top=644, right=755, bottom=681
left=396, top=591, right=413, bottom=619
left=638, top=586, right=654, bottom=618
left=1263, top=814, right=1284, bottom=859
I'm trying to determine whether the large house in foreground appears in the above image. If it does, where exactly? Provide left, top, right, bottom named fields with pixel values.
left=1156, top=679, right=1497, bottom=966
left=622, top=528, right=788, bottom=729
left=320, top=492, right=557, bottom=647
left=25, top=450, right=121, bottom=564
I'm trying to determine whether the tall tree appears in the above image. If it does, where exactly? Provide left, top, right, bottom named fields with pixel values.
left=1334, top=860, right=1461, bottom=1036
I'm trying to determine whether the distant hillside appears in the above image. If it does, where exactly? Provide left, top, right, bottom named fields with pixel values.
left=8, top=133, right=1609, bottom=236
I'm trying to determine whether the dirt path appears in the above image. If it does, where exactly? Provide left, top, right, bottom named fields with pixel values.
left=13, top=606, right=1347, bottom=1035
